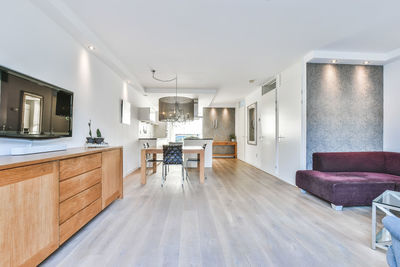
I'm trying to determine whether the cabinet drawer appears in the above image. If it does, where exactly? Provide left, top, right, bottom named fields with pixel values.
left=60, top=199, right=102, bottom=244
left=60, top=183, right=101, bottom=224
left=60, top=168, right=101, bottom=202
left=60, top=153, right=101, bottom=181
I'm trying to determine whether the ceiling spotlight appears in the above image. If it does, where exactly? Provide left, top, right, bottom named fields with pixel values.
left=364, top=61, right=370, bottom=65
left=88, top=45, right=95, bottom=51
left=331, top=59, right=337, bottom=64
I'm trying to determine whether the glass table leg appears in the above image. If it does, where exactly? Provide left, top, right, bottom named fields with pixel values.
left=372, top=203, right=376, bottom=249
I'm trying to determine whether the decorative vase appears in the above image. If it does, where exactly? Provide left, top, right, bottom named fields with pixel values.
left=94, top=137, right=104, bottom=144
left=86, top=137, right=95, bottom=144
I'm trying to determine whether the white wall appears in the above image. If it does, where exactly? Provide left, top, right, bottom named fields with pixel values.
left=384, top=58, right=400, bottom=151
left=236, top=59, right=304, bottom=185
left=0, top=1, right=151, bottom=176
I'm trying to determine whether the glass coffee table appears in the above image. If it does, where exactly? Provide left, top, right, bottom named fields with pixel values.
left=372, top=190, right=400, bottom=249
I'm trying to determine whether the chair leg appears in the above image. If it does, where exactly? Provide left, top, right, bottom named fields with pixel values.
left=181, top=165, right=184, bottom=186
left=185, top=161, right=189, bottom=180
left=161, top=164, right=167, bottom=187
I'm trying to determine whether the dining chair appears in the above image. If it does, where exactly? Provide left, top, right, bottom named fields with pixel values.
left=185, top=144, right=207, bottom=180
left=143, top=143, right=162, bottom=175
left=162, top=144, right=184, bottom=187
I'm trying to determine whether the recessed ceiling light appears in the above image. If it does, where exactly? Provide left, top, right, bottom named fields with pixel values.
left=364, top=61, right=370, bottom=65
left=88, top=45, right=95, bottom=51
left=331, top=59, right=337, bottom=64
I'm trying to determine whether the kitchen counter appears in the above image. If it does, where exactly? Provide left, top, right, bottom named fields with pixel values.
left=0, top=146, right=121, bottom=171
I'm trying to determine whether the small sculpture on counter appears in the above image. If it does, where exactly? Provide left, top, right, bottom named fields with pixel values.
left=95, top=128, right=104, bottom=144
left=86, top=120, right=94, bottom=144
left=85, top=121, right=108, bottom=147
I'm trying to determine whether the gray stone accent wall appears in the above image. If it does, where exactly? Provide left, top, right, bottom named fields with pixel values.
left=203, top=108, right=235, bottom=154
left=306, top=63, right=383, bottom=169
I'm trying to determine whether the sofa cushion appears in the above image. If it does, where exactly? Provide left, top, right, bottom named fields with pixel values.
left=385, top=152, right=400, bottom=176
left=296, top=170, right=397, bottom=206
left=313, top=152, right=386, bottom=173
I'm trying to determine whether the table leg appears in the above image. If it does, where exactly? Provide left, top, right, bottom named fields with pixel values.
left=141, top=149, right=147, bottom=185
left=372, top=203, right=376, bottom=249
left=199, top=150, right=205, bottom=184
left=234, top=143, right=237, bottom=158
left=152, top=153, right=157, bottom=174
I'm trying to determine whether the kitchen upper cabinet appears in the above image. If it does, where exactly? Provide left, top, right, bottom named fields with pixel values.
left=101, top=148, right=123, bottom=209
left=138, top=107, right=157, bottom=124
left=0, top=161, right=59, bottom=267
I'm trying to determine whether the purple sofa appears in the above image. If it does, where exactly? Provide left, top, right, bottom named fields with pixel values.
left=296, top=152, right=400, bottom=208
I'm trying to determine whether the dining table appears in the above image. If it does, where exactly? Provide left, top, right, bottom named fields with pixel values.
left=140, top=145, right=205, bottom=184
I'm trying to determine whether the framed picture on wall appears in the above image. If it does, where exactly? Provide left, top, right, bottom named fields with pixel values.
left=121, top=100, right=131, bottom=125
left=247, top=102, right=257, bottom=145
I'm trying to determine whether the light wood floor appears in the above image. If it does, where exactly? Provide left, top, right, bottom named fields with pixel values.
left=41, top=159, right=386, bottom=267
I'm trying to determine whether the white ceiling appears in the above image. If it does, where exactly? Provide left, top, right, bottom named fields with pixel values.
left=58, top=0, right=400, bottom=106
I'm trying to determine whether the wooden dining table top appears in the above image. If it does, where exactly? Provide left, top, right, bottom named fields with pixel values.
left=141, top=146, right=204, bottom=153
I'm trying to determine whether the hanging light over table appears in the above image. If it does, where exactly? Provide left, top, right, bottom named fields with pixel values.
left=152, top=70, right=194, bottom=122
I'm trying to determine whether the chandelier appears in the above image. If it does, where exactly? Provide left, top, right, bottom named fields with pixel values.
left=152, top=70, right=194, bottom=122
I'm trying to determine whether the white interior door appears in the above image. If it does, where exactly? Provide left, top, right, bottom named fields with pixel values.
left=276, top=62, right=303, bottom=185
left=259, top=89, right=277, bottom=175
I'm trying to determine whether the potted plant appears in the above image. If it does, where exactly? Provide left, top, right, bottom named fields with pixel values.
left=94, top=128, right=104, bottom=144
left=86, top=120, right=94, bottom=143
left=229, top=134, right=236, bottom=142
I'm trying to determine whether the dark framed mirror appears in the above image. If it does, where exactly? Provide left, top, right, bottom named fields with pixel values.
left=247, top=102, right=257, bottom=145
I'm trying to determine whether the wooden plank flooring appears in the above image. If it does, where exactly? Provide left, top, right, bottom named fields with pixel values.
left=41, top=159, right=386, bottom=267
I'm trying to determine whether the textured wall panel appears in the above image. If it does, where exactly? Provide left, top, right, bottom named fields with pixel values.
left=203, top=108, right=235, bottom=154
left=306, top=63, right=383, bottom=169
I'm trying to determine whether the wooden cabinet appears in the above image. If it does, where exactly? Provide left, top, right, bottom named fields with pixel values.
left=60, top=183, right=102, bottom=224
left=0, top=161, right=59, bottom=267
left=59, top=168, right=101, bottom=202
left=59, top=153, right=101, bottom=181
left=0, top=146, right=123, bottom=266
left=102, top=149, right=123, bottom=209
left=60, top=199, right=102, bottom=244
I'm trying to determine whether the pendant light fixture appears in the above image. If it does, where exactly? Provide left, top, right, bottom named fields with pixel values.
left=152, top=70, right=194, bottom=122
